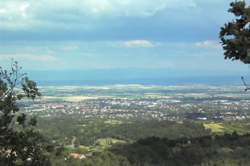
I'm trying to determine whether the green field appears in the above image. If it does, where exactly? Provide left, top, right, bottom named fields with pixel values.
left=204, top=122, right=250, bottom=135
left=96, top=138, right=126, bottom=147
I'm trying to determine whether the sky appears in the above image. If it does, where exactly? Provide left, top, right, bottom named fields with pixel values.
left=0, top=0, right=249, bottom=82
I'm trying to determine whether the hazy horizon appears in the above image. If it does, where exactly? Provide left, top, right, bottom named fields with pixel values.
left=1, top=0, right=250, bottom=88
left=26, top=71, right=245, bottom=86
left=1, top=0, right=250, bottom=79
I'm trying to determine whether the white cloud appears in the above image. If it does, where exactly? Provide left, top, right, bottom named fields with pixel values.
left=0, top=54, right=57, bottom=62
left=0, top=1, right=32, bottom=29
left=32, top=0, right=197, bottom=17
left=0, top=0, right=197, bottom=30
left=194, top=40, right=222, bottom=49
left=124, top=40, right=153, bottom=47
left=33, top=55, right=58, bottom=62
left=61, top=45, right=78, bottom=51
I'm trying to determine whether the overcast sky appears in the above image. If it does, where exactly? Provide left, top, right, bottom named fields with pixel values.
left=0, top=0, right=249, bottom=81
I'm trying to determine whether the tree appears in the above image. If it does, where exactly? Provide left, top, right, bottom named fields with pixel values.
left=0, top=61, right=51, bottom=166
left=220, top=1, right=250, bottom=64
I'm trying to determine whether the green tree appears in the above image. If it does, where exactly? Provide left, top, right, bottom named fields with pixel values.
left=0, top=61, right=50, bottom=166
left=220, top=1, right=250, bottom=63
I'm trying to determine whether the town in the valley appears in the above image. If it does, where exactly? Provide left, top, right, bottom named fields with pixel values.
left=20, top=84, right=250, bottom=122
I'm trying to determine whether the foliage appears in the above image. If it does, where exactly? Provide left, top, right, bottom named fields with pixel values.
left=110, top=133, right=250, bottom=166
left=35, top=116, right=250, bottom=166
left=37, top=118, right=211, bottom=146
left=0, top=61, right=50, bottom=166
left=220, top=1, right=250, bottom=63
left=48, top=132, right=250, bottom=166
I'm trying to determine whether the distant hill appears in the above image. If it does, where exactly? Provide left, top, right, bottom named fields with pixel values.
left=27, top=70, right=242, bottom=86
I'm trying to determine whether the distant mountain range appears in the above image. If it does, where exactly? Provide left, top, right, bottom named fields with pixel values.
left=27, top=76, right=243, bottom=86
left=24, top=68, right=249, bottom=86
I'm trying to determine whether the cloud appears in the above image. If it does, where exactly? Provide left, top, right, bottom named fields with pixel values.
left=61, top=45, right=78, bottom=51
left=0, top=1, right=32, bottom=30
left=33, top=55, right=58, bottom=62
left=0, top=54, right=57, bottom=62
left=0, top=0, right=197, bottom=30
left=194, top=40, right=222, bottom=49
left=0, top=0, right=231, bottom=43
left=124, top=40, right=153, bottom=47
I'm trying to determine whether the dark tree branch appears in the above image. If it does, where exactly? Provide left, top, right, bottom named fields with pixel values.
left=241, top=76, right=250, bottom=91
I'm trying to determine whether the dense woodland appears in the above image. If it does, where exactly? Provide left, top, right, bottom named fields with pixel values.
left=38, top=118, right=210, bottom=146
left=40, top=118, right=250, bottom=166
